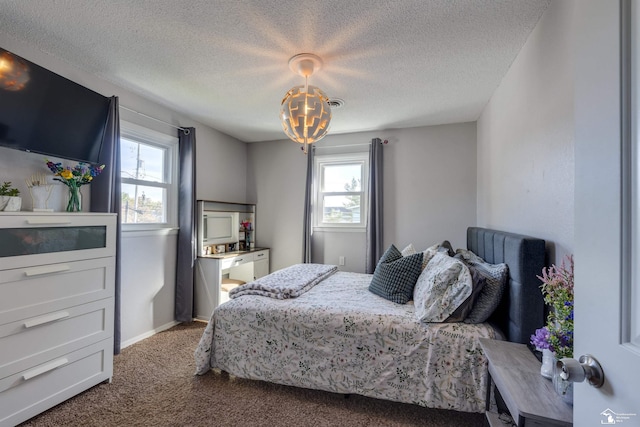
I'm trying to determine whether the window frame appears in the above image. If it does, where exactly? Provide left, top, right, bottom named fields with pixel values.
left=119, top=121, right=179, bottom=232
left=313, top=152, right=369, bottom=231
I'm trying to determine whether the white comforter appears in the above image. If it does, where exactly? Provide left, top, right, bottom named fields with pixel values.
left=195, top=271, right=497, bottom=413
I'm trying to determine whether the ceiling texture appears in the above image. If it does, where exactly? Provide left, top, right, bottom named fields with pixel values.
left=0, top=0, right=550, bottom=143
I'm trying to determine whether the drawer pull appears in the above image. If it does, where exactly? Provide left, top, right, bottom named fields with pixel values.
left=22, top=358, right=69, bottom=381
left=24, top=264, right=71, bottom=277
left=236, top=258, right=243, bottom=262
left=26, top=218, right=73, bottom=225
left=256, top=253, right=264, bottom=258
left=24, top=311, right=70, bottom=328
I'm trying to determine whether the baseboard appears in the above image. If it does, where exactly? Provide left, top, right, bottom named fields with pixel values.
left=120, top=320, right=181, bottom=349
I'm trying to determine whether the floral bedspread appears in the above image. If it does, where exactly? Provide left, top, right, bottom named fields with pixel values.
left=194, top=271, right=497, bottom=413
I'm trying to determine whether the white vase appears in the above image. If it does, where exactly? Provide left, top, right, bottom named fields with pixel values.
left=29, top=185, right=54, bottom=211
left=541, top=348, right=554, bottom=379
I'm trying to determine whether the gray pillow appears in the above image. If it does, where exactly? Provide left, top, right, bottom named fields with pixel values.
left=369, top=244, right=423, bottom=304
left=454, top=249, right=509, bottom=323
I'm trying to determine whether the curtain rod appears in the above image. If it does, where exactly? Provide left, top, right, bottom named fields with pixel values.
left=119, top=105, right=189, bottom=133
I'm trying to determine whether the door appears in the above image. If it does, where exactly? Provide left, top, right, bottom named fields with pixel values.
left=574, top=1, right=640, bottom=425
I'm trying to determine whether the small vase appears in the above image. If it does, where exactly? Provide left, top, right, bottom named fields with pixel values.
left=66, top=185, right=82, bottom=212
left=0, top=195, right=22, bottom=211
left=540, top=348, right=554, bottom=379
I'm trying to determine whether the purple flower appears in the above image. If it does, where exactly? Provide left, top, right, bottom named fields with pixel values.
left=558, top=332, right=571, bottom=347
left=531, top=327, right=551, bottom=350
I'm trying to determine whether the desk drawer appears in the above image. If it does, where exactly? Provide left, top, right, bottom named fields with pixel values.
left=0, top=339, right=112, bottom=427
left=0, top=298, right=113, bottom=380
left=253, top=250, right=269, bottom=262
left=0, top=257, right=114, bottom=326
left=221, top=254, right=253, bottom=269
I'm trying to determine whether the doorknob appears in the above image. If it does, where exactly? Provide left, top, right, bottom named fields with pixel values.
left=555, top=354, right=605, bottom=388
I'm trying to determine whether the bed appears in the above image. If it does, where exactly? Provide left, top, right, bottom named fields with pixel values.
left=194, top=227, right=545, bottom=413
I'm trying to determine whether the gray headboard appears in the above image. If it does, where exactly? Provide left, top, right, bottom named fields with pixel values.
left=466, top=227, right=546, bottom=344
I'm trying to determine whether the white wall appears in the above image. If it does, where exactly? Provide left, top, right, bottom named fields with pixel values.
left=247, top=122, right=477, bottom=273
left=0, top=31, right=248, bottom=346
left=476, top=0, right=575, bottom=265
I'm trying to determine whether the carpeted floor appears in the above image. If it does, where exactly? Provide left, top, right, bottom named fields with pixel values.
left=20, top=322, right=485, bottom=427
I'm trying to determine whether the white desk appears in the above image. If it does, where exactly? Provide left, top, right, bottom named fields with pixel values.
left=194, top=248, right=269, bottom=321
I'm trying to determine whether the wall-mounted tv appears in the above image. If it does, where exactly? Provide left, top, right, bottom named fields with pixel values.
left=0, top=47, right=110, bottom=164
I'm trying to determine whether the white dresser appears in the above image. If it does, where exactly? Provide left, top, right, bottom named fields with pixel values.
left=194, top=248, right=269, bottom=320
left=0, top=212, right=116, bottom=427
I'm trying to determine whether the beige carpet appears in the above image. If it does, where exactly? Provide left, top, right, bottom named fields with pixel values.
left=20, top=322, right=485, bottom=427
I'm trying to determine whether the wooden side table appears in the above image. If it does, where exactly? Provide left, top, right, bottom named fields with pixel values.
left=479, top=339, right=573, bottom=427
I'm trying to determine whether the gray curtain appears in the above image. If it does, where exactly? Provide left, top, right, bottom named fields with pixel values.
left=175, top=127, right=197, bottom=322
left=365, top=138, right=383, bottom=273
left=302, top=146, right=315, bottom=263
left=90, top=96, right=122, bottom=354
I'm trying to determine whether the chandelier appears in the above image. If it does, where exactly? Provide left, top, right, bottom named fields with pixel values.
left=0, top=50, right=30, bottom=91
left=280, top=53, right=331, bottom=153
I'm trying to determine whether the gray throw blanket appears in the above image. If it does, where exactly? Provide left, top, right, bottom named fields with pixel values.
left=229, top=263, right=338, bottom=299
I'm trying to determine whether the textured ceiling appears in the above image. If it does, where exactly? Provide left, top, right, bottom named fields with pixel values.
left=0, top=0, right=549, bottom=142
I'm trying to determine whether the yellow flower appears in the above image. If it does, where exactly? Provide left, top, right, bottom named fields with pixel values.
left=59, top=170, right=73, bottom=180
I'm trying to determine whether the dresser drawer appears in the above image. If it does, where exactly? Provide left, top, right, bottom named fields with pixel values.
left=0, top=213, right=116, bottom=270
left=0, top=339, right=112, bottom=427
left=221, top=253, right=253, bottom=269
left=0, top=257, right=115, bottom=326
left=0, top=298, right=113, bottom=380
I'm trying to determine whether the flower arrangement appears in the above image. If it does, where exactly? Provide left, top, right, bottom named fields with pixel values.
left=45, top=159, right=105, bottom=212
left=531, top=255, right=574, bottom=359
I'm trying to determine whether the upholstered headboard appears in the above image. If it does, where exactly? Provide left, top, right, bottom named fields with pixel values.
left=466, top=227, right=546, bottom=344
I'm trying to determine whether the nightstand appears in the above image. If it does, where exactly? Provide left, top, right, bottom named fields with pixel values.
left=479, top=339, right=573, bottom=427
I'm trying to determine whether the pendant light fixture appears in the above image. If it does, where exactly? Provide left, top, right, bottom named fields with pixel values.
left=280, top=53, right=331, bottom=153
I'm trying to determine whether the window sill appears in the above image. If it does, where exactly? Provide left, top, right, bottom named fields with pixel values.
left=313, top=226, right=366, bottom=233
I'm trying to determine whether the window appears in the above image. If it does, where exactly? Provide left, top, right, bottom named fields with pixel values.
left=314, top=152, right=368, bottom=230
left=120, top=121, right=178, bottom=230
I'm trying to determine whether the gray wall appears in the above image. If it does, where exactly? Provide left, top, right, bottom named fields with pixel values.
left=0, top=0, right=577, bottom=345
left=247, top=122, right=477, bottom=273
left=476, top=0, right=575, bottom=265
left=0, top=31, right=248, bottom=347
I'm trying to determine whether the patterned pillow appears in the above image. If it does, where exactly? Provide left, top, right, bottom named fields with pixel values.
left=413, top=252, right=473, bottom=322
left=454, top=249, right=509, bottom=324
left=444, top=268, right=486, bottom=322
left=369, top=244, right=423, bottom=304
left=438, top=240, right=455, bottom=257
left=420, top=240, right=455, bottom=270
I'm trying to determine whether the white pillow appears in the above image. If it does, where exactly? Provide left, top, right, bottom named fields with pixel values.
left=414, top=252, right=473, bottom=323
left=401, top=243, right=417, bottom=256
